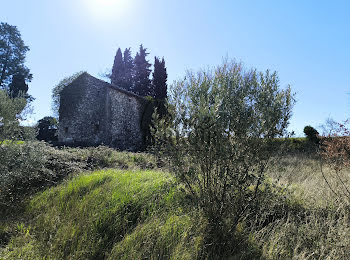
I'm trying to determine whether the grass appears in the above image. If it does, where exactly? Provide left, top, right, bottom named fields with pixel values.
left=0, top=140, right=25, bottom=145
left=0, top=143, right=159, bottom=218
left=266, top=153, right=340, bottom=208
left=1, top=169, right=205, bottom=259
left=2, top=149, right=350, bottom=259
left=254, top=153, right=350, bottom=259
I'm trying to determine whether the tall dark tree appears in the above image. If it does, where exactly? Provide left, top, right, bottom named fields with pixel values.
left=123, top=48, right=134, bottom=92
left=110, top=48, right=124, bottom=87
left=0, top=22, right=32, bottom=90
left=8, top=73, right=29, bottom=99
left=152, top=57, right=167, bottom=100
left=133, top=45, right=152, bottom=96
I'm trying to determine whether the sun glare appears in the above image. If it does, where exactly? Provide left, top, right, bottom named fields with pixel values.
left=84, top=0, right=129, bottom=21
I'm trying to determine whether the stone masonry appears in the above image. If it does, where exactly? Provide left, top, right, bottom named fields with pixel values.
left=58, top=72, right=149, bottom=151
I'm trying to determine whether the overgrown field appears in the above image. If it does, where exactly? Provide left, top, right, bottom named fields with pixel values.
left=1, top=143, right=350, bottom=259
left=0, top=142, right=157, bottom=216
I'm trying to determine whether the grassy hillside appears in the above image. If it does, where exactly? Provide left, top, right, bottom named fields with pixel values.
left=2, top=147, right=350, bottom=259
left=0, top=142, right=158, bottom=216
left=1, top=169, right=206, bottom=259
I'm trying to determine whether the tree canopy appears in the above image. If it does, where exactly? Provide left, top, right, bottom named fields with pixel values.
left=123, top=48, right=134, bottom=92
left=111, top=48, right=124, bottom=87
left=0, top=23, right=33, bottom=142
left=152, top=57, right=167, bottom=100
left=8, top=73, right=30, bottom=99
left=110, top=45, right=168, bottom=99
left=0, top=22, right=32, bottom=91
left=133, top=45, right=152, bottom=96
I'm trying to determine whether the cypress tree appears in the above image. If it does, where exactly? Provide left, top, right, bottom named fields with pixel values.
left=123, top=48, right=134, bottom=92
left=111, top=48, right=124, bottom=87
left=133, top=45, right=152, bottom=96
left=152, top=57, right=168, bottom=100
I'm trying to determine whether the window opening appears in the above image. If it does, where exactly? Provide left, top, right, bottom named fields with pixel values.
left=94, top=123, right=100, bottom=133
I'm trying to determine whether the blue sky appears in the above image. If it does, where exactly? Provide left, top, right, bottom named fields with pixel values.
left=1, top=0, right=349, bottom=136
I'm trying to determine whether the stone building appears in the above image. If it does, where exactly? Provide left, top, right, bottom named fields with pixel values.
left=58, top=72, right=152, bottom=151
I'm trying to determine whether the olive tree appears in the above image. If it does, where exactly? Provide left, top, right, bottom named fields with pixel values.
left=152, top=60, right=294, bottom=251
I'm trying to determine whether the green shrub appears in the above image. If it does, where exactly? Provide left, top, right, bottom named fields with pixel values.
left=303, top=125, right=320, bottom=144
left=83, top=146, right=114, bottom=168
left=0, top=90, right=27, bottom=142
left=152, top=60, right=295, bottom=257
left=0, top=142, right=51, bottom=207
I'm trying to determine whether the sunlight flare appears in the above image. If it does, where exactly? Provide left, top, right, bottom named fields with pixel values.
left=84, top=0, right=129, bottom=21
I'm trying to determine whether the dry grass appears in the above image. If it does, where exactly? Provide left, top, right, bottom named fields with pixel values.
left=2, top=150, right=350, bottom=259
left=266, top=154, right=337, bottom=207
left=256, top=153, right=350, bottom=259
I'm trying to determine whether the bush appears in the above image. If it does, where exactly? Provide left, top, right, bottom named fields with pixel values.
left=0, top=142, right=51, bottom=205
left=320, top=121, right=350, bottom=204
left=303, top=125, right=320, bottom=144
left=36, top=116, right=58, bottom=142
left=0, top=144, right=110, bottom=215
left=152, top=60, right=294, bottom=257
left=0, top=90, right=27, bottom=142
left=0, top=142, right=87, bottom=219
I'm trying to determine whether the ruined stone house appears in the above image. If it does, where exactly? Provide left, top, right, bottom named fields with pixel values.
left=58, top=72, right=152, bottom=151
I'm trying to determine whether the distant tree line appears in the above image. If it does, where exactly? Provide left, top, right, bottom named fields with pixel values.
left=110, top=45, right=167, bottom=100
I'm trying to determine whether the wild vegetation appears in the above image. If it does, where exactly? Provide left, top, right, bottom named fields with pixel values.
left=152, top=60, right=294, bottom=257
left=0, top=144, right=157, bottom=214
left=2, top=145, right=350, bottom=259
left=1, top=23, right=350, bottom=259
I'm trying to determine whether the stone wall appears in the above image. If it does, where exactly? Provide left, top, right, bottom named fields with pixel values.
left=107, top=86, right=145, bottom=150
left=58, top=73, right=109, bottom=146
left=58, top=73, right=147, bottom=151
